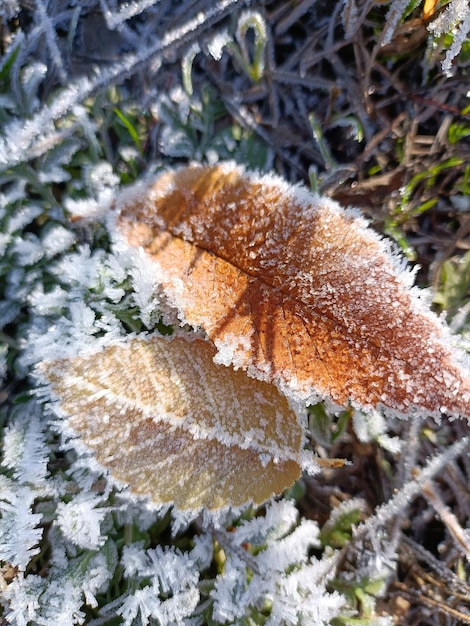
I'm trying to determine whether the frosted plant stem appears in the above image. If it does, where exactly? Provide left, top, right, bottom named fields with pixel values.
left=35, top=0, right=67, bottom=84
left=354, top=437, right=470, bottom=541
left=396, top=413, right=421, bottom=485
left=0, top=0, right=245, bottom=171
left=99, top=0, right=165, bottom=29
left=401, top=533, right=470, bottom=594
left=381, top=0, right=412, bottom=46
left=422, top=480, right=470, bottom=560
left=379, top=414, right=423, bottom=565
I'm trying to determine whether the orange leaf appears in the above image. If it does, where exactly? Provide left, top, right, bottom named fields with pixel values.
left=41, top=335, right=303, bottom=510
left=115, top=162, right=470, bottom=419
left=423, top=0, right=439, bottom=20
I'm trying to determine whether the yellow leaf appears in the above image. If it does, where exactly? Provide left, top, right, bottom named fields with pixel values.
left=423, top=0, right=439, bottom=20
left=41, top=335, right=303, bottom=510
left=115, top=162, right=470, bottom=419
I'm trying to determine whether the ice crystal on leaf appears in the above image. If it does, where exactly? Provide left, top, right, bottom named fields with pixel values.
left=0, top=405, right=51, bottom=571
left=114, top=586, right=200, bottom=626
left=114, top=162, right=470, bottom=420
left=57, top=492, right=108, bottom=551
left=0, top=479, right=44, bottom=572
left=427, top=0, right=470, bottom=74
left=2, top=540, right=117, bottom=625
left=211, top=501, right=343, bottom=626
left=39, top=334, right=307, bottom=511
left=352, top=408, right=402, bottom=454
left=377, top=0, right=470, bottom=74
left=100, top=539, right=209, bottom=626
left=62, top=162, right=120, bottom=222
left=121, top=543, right=200, bottom=593
left=2, top=406, right=49, bottom=485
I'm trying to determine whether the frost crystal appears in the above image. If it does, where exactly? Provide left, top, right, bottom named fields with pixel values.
left=57, top=493, right=108, bottom=550
left=352, top=408, right=402, bottom=454
left=207, top=30, right=232, bottom=60
left=0, top=405, right=50, bottom=571
left=0, top=479, right=43, bottom=571
left=427, top=0, right=470, bottom=74
left=102, top=542, right=204, bottom=626
left=3, top=543, right=116, bottom=625
left=129, top=250, right=162, bottom=327
left=211, top=501, right=343, bottom=625
left=382, top=0, right=414, bottom=45
left=2, top=406, right=49, bottom=484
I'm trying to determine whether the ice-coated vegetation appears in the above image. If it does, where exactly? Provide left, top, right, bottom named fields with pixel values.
left=1, top=1, right=470, bottom=624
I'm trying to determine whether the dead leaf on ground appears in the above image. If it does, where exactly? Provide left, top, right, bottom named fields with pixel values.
left=40, top=335, right=304, bottom=511
left=114, top=162, right=470, bottom=419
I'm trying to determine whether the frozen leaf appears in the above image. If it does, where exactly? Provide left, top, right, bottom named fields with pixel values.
left=211, top=501, right=343, bottom=625
left=2, top=406, right=49, bottom=484
left=427, top=0, right=470, bottom=74
left=40, top=334, right=303, bottom=511
left=1, top=541, right=117, bottom=625
left=114, top=162, right=470, bottom=419
left=0, top=477, right=43, bottom=571
left=57, top=492, right=108, bottom=550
